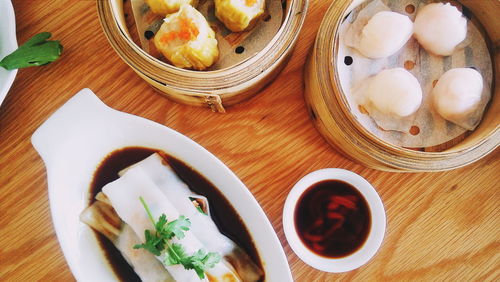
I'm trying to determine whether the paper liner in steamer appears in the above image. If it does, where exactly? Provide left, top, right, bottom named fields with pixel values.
left=127, top=0, right=283, bottom=70
left=337, top=0, right=493, bottom=148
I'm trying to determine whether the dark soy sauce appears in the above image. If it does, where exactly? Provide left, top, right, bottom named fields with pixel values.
left=89, top=147, right=154, bottom=282
left=294, top=180, right=371, bottom=258
left=89, top=147, right=263, bottom=281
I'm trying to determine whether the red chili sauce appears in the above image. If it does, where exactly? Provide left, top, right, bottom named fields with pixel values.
left=294, top=180, right=371, bottom=258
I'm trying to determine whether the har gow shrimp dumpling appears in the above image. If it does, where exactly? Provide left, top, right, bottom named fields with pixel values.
left=215, top=0, right=265, bottom=32
left=356, top=11, right=413, bottom=59
left=413, top=3, right=467, bottom=56
left=432, top=68, right=483, bottom=122
left=146, top=0, right=199, bottom=15
left=365, top=68, right=422, bottom=117
left=154, top=4, right=219, bottom=70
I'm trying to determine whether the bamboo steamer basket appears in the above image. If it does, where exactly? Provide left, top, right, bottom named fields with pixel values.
left=305, top=0, right=499, bottom=172
left=97, top=0, right=308, bottom=112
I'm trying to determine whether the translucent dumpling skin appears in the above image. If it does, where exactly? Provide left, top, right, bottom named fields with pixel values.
left=358, top=11, right=413, bottom=59
left=366, top=68, right=422, bottom=117
left=413, top=3, right=467, bottom=56
left=154, top=4, right=219, bottom=70
left=432, top=68, right=483, bottom=121
left=146, top=0, right=199, bottom=15
left=215, top=0, right=265, bottom=32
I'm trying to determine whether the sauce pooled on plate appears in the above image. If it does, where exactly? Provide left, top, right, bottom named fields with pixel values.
left=294, top=180, right=371, bottom=258
left=89, top=147, right=263, bottom=282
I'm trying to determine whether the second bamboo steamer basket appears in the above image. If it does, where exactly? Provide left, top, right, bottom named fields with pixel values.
left=97, top=0, right=308, bottom=112
left=305, top=0, right=499, bottom=172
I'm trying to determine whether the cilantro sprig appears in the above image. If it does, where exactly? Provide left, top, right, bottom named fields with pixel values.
left=0, top=32, right=63, bottom=70
left=133, top=197, right=221, bottom=279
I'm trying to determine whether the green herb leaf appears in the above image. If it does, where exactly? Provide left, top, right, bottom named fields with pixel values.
left=165, top=216, right=190, bottom=239
left=0, top=32, right=63, bottom=70
left=164, top=243, right=186, bottom=265
left=156, top=214, right=168, bottom=230
left=133, top=229, right=163, bottom=256
left=135, top=197, right=221, bottom=280
left=182, top=249, right=222, bottom=279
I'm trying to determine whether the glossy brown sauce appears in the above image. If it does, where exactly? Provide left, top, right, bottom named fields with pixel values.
left=294, top=180, right=371, bottom=258
left=89, top=147, right=263, bottom=281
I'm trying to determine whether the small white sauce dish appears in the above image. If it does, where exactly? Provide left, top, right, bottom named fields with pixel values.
left=283, top=168, right=386, bottom=272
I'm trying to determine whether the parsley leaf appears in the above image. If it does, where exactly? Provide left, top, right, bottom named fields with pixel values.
left=182, top=249, right=222, bottom=279
left=133, top=197, right=221, bottom=280
left=164, top=245, right=222, bottom=279
left=133, top=229, right=163, bottom=256
left=166, top=215, right=190, bottom=239
left=0, top=32, right=63, bottom=70
left=133, top=198, right=190, bottom=253
left=164, top=243, right=187, bottom=265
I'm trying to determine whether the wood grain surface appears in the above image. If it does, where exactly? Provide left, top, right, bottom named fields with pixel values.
left=0, top=0, right=499, bottom=281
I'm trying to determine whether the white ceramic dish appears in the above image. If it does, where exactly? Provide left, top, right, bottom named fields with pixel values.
left=283, top=168, right=386, bottom=272
left=0, top=0, right=18, bottom=106
left=32, top=88, right=292, bottom=282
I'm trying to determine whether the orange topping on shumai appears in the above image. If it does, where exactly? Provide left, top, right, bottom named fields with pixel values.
left=245, top=0, right=257, bottom=6
left=161, top=17, right=200, bottom=43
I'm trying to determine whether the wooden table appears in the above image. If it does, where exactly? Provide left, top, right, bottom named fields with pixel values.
left=1, top=0, right=498, bottom=281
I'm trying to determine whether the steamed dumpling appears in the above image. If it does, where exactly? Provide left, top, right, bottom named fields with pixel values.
left=356, top=11, right=413, bottom=59
left=154, top=4, right=219, bottom=70
left=215, top=0, right=265, bottom=32
left=432, top=68, right=483, bottom=122
left=146, top=0, right=199, bottom=15
left=365, top=68, right=422, bottom=117
left=413, top=3, right=467, bottom=56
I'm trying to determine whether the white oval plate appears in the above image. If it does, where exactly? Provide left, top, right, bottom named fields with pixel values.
left=0, top=0, right=18, bottom=106
left=32, top=88, right=292, bottom=282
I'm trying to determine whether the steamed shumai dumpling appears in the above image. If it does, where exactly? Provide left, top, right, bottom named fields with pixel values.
left=365, top=68, right=422, bottom=117
left=432, top=68, right=483, bottom=122
left=413, top=3, right=467, bottom=56
left=215, top=0, right=265, bottom=32
left=146, top=0, right=198, bottom=15
left=154, top=4, right=219, bottom=70
left=357, top=11, right=413, bottom=59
